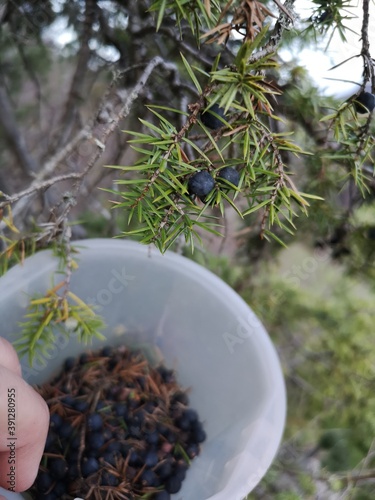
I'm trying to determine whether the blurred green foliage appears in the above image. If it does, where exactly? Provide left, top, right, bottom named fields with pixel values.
left=194, top=241, right=375, bottom=498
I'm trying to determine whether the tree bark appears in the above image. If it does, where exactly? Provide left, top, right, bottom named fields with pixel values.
left=0, top=82, right=36, bottom=176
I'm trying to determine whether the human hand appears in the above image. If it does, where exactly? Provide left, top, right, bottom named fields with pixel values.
left=0, top=337, right=49, bottom=494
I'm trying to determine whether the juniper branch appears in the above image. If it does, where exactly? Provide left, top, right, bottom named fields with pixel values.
left=131, top=84, right=214, bottom=208
left=249, top=0, right=296, bottom=63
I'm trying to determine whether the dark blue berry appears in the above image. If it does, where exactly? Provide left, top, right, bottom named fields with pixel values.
left=49, top=413, right=63, bottom=431
left=184, top=408, right=199, bottom=423
left=69, top=434, right=81, bottom=449
left=96, top=400, right=110, bottom=413
left=188, top=171, right=215, bottom=199
left=155, top=459, right=174, bottom=480
left=174, top=461, right=188, bottom=481
left=171, top=391, right=189, bottom=406
left=200, top=103, right=226, bottom=129
left=87, top=431, right=105, bottom=450
left=101, top=471, right=119, bottom=486
left=101, top=345, right=113, bottom=357
left=316, top=9, right=333, bottom=23
left=166, top=430, right=177, bottom=443
left=175, top=416, right=190, bottom=431
left=114, top=402, right=128, bottom=418
left=175, top=460, right=188, bottom=472
left=165, top=475, right=182, bottom=493
left=154, top=492, right=171, bottom=500
left=128, top=450, right=143, bottom=467
left=157, top=424, right=169, bottom=437
left=354, top=91, right=375, bottom=113
left=143, top=401, right=156, bottom=413
left=106, top=440, right=122, bottom=453
left=140, top=469, right=158, bottom=487
left=67, top=448, right=79, bottom=462
left=49, top=457, right=68, bottom=479
left=174, top=467, right=186, bottom=481
left=145, top=429, right=159, bottom=445
left=86, top=448, right=100, bottom=458
left=101, top=451, right=118, bottom=466
left=121, top=442, right=131, bottom=457
left=136, top=375, right=147, bottom=390
left=36, top=471, right=53, bottom=492
left=67, top=462, right=79, bottom=480
left=79, top=352, right=90, bottom=364
left=158, top=366, right=174, bottom=383
left=73, top=399, right=89, bottom=412
left=61, top=395, right=75, bottom=407
left=45, top=430, right=57, bottom=451
left=144, top=450, right=159, bottom=468
left=58, top=421, right=74, bottom=439
left=191, top=423, right=207, bottom=443
left=218, top=166, right=240, bottom=187
left=128, top=423, right=142, bottom=439
left=81, top=457, right=99, bottom=477
left=107, top=357, right=119, bottom=371
left=42, top=493, right=57, bottom=500
left=53, top=481, right=66, bottom=496
left=186, top=443, right=199, bottom=459
left=134, top=410, right=146, bottom=423
left=63, top=356, right=76, bottom=371
left=86, top=413, right=103, bottom=432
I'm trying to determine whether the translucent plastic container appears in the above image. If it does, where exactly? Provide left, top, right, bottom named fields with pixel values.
left=0, top=239, right=286, bottom=500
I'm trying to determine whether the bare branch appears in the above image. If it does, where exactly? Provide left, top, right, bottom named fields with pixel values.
left=0, top=173, right=82, bottom=208
left=250, top=0, right=296, bottom=62
left=360, top=0, right=375, bottom=91
left=271, top=0, right=295, bottom=20
left=69, top=57, right=166, bottom=181
left=0, top=56, right=169, bottom=231
left=326, top=469, right=375, bottom=483
left=0, top=127, right=91, bottom=226
left=37, top=128, right=91, bottom=182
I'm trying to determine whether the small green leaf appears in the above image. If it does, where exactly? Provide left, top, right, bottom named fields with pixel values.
left=242, top=199, right=270, bottom=216
left=180, top=53, right=202, bottom=93
left=156, top=0, right=167, bottom=31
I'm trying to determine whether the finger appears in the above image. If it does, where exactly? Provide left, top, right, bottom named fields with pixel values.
left=0, top=338, right=22, bottom=377
left=0, top=366, right=49, bottom=492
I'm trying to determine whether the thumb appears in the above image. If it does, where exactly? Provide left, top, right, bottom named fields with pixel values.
left=0, top=344, right=49, bottom=492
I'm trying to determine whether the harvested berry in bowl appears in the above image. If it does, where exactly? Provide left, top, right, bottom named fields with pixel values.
left=28, top=346, right=206, bottom=499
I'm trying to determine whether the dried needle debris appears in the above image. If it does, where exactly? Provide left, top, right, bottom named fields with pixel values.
left=30, top=345, right=206, bottom=500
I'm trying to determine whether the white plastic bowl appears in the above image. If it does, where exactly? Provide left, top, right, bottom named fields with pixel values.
left=0, top=239, right=286, bottom=500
